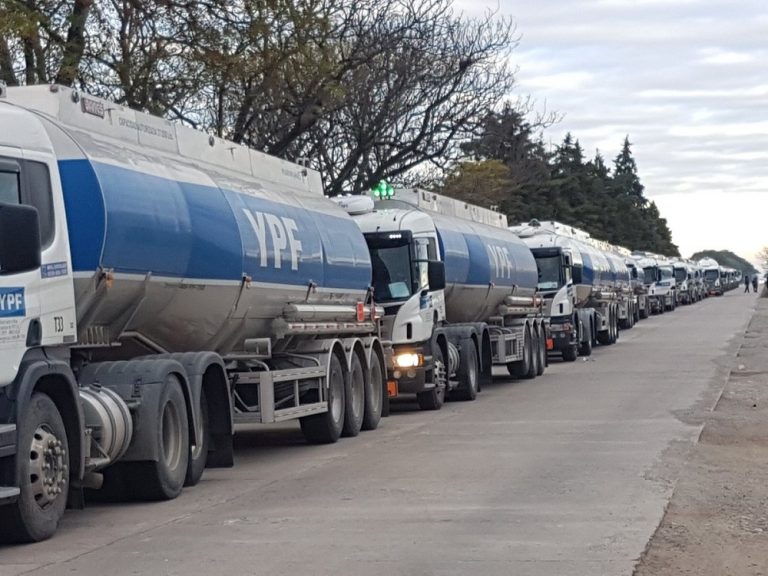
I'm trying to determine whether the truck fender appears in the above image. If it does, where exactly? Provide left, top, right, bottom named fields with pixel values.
left=290, top=338, right=346, bottom=390
left=3, top=349, right=86, bottom=487
left=145, top=352, right=233, bottom=469
left=78, top=359, right=192, bottom=463
left=340, top=337, right=368, bottom=373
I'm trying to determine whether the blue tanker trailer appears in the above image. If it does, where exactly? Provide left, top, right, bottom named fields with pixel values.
left=0, top=85, right=387, bottom=542
left=510, top=220, right=633, bottom=361
left=335, top=188, right=547, bottom=411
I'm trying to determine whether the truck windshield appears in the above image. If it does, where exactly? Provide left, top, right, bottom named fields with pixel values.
left=643, top=267, right=657, bottom=284
left=674, top=268, right=687, bottom=282
left=704, top=269, right=719, bottom=280
left=660, top=267, right=673, bottom=279
left=369, top=244, right=413, bottom=301
left=0, top=171, right=20, bottom=205
left=535, top=255, right=562, bottom=291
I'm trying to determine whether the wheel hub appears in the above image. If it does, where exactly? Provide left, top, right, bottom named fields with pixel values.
left=29, top=426, right=67, bottom=509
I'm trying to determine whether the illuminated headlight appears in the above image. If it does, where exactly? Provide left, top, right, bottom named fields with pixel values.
left=395, top=353, right=422, bottom=368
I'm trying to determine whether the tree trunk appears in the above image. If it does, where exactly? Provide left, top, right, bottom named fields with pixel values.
left=55, top=0, right=93, bottom=86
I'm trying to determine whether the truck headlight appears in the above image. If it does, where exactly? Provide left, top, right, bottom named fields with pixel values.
left=395, top=353, right=422, bottom=368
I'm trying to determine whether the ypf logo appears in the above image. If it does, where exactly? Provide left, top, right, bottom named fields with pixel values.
left=0, top=288, right=26, bottom=317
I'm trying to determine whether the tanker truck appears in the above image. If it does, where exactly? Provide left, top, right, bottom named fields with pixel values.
left=510, top=221, right=625, bottom=362
left=334, top=188, right=547, bottom=410
left=0, top=84, right=388, bottom=542
left=699, top=257, right=722, bottom=295
left=633, top=252, right=677, bottom=313
left=672, top=260, right=701, bottom=305
left=624, top=255, right=650, bottom=320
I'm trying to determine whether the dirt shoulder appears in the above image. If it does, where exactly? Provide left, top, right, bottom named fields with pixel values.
left=635, top=297, right=768, bottom=575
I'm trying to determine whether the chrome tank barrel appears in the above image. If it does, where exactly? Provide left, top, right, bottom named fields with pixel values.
left=43, top=118, right=372, bottom=354
left=432, top=214, right=538, bottom=323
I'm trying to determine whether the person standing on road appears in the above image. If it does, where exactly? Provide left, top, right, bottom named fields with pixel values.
left=753, top=275, right=759, bottom=293
left=745, top=274, right=751, bottom=293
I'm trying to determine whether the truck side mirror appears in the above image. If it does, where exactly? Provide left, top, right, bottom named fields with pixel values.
left=0, top=203, right=41, bottom=275
left=427, top=261, right=446, bottom=291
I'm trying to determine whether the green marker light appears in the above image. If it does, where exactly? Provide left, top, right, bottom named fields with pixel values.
left=371, top=180, right=394, bottom=199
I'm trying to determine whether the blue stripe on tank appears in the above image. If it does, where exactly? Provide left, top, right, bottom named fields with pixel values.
left=58, top=159, right=370, bottom=290
left=58, top=159, right=105, bottom=272
left=434, top=215, right=538, bottom=289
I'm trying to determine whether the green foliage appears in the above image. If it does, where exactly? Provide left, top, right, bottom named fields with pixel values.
left=439, top=118, right=680, bottom=256
left=690, top=250, right=758, bottom=275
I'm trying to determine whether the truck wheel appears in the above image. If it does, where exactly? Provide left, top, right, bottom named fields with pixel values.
left=185, top=388, right=209, bottom=487
left=417, top=345, right=445, bottom=410
left=578, top=332, right=593, bottom=356
left=301, top=353, right=346, bottom=443
left=130, top=375, right=189, bottom=500
left=562, top=345, right=578, bottom=361
left=361, top=351, right=384, bottom=431
left=342, top=353, right=365, bottom=437
left=0, top=393, right=68, bottom=543
left=525, top=329, right=539, bottom=379
left=536, top=331, right=546, bottom=375
left=453, top=340, right=479, bottom=401
left=639, top=305, right=648, bottom=319
left=417, top=388, right=444, bottom=410
left=508, top=326, right=531, bottom=378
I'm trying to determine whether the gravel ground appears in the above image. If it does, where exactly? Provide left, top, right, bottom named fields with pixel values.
left=635, top=295, right=768, bottom=575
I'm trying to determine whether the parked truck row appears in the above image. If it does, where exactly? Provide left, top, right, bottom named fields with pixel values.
left=0, top=85, right=728, bottom=543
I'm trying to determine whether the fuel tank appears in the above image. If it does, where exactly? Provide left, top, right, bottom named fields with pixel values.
left=33, top=99, right=371, bottom=354
left=431, top=213, right=538, bottom=323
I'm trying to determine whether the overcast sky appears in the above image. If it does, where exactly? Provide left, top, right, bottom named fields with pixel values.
left=455, top=0, right=768, bottom=267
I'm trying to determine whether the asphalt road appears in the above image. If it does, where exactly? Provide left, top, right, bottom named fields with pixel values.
left=0, top=291, right=756, bottom=576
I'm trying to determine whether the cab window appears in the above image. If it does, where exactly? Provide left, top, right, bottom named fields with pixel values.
left=0, top=157, right=54, bottom=248
left=0, top=164, right=20, bottom=205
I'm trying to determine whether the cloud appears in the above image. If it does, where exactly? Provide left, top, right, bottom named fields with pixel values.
left=454, top=0, right=768, bottom=260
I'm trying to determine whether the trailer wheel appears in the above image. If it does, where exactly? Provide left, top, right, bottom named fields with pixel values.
left=130, top=375, right=189, bottom=500
left=508, top=325, right=531, bottom=378
left=525, top=328, right=539, bottom=379
left=536, top=330, right=546, bottom=376
left=578, top=331, right=593, bottom=356
left=453, top=340, right=479, bottom=401
left=342, top=353, right=365, bottom=437
left=301, top=353, right=346, bottom=443
left=417, top=345, right=445, bottom=410
left=0, top=393, right=68, bottom=543
left=185, top=388, right=209, bottom=487
left=362, top=351, right=384, bottom=431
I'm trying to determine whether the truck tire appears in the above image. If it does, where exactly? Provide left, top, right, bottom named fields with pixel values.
left=639, top=305, right=648, bottom=319
left=361, top=351, right=384, bottom=431
left=301, top=353, right=346, bottom=443
left=525, top=329, right=539, bottom=379
left=342, top=353, right=365, bottom=437
left=536, top=330, right=546, bottom=376
left=0, top=393, right=69, bottom=543
left=185, top=388, right=209, bottom=487
left=417, top=345, right=445, bottom=410
left=562, top=344, right=578, bottom=361
left=453, top=340, right=479, bottom=401
left=578, top=331, right=593, bottom=356
left=508, top=325, right=531, bottom=378
left=129, top=375, right=189, bottom=500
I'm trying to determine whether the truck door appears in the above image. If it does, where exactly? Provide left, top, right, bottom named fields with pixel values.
left=0, top=148, right=76, bottom=356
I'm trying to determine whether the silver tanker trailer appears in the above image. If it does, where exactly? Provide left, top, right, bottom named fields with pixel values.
left=0, top=85, right=387, bottom=542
